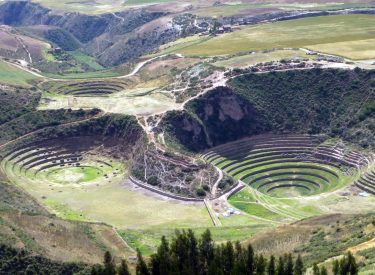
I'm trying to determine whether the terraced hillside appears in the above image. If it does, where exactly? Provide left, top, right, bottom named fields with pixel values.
left=1, top=137, right=124, bottom=188
left=203, top=135, right=370, bottom=198
left=43, top=79, right=133, bottom=97
left=356, top=164, right=375, bottom=194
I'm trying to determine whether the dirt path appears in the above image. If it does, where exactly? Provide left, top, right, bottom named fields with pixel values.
left=248, top=186, right=305, bottom=221
left=179, top=71, right=227, bottom=109
left=211, top=167, right=223, bottom=196
left=348, top=237, right=375, bottom=253
left=3, top=60, right=45, bottom=78
left=111, top=12, right=125, bottom=23
left=117, top=54, right=183, bottom=78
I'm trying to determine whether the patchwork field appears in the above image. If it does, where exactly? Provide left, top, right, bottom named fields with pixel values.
left=31, top=0, right=127, bottom=14
left=172, top=14, right=375, bottom=60
left=191, top=2, right=375, bottom=17
left=31, top=0, right=181, bottom=13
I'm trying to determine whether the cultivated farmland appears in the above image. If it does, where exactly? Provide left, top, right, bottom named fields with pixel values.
left=176, top=14, right=375, bottom=59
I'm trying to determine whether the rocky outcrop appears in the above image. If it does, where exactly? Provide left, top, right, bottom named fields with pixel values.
left=160, top=87, right=270, bottom=151
left=162, top=69, right=375, bottom=152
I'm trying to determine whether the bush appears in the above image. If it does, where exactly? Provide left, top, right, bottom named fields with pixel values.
left=202, top=184, right=210, bottom=191
left=196, top=188, right=206, bottom=197
left=147, top=176, right=160, bottom=186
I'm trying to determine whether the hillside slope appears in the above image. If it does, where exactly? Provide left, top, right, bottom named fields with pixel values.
left=161, top=68, right=375, bottom=151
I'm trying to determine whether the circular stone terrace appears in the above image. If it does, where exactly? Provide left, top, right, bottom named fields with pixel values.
left=0, top=137, right=125, bottom=187
left=203, top=134, right=370, bottom=198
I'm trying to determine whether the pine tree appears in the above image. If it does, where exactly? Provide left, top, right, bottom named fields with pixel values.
left=332, top=260, right=340, bottom=275
left=150, top=254, right=160, bottom=275
left=222, top=241, right=235, bottom=274
left=285, top=254, right=293, bottom=275
left=103, top=251, right=115, bottom=275
left=320, top=266, right=328, bottom=275
left=293, top=255, right=303, bottom=275
left=267, top=255, right=276, bottom=275
left=246, top=244, right=255, bottom=275
left=187, top=229, right=199, bottom=275
left=129, top=229, right=306, bottom=275
left=347, top=251, right=358, bottom=275
left=118, top=259, right=131, bottom=275
left=170, top=230, right=189, bottom=272
left=91, top=266, right=100, bottom=275
left=136, top=249, right=150, bottom=275
left=276, top=257, right=284, bottom=275
left=208, top=246, right=225, bottom=275
left=154, top=236, right=171, bottom=275
left=199, top=229, right=214, bottom=272
left=312, top=263, right=320, bottom=275
left=255, top=254, right=267, bottom=275
left=232, top=241, right=246, bottom=275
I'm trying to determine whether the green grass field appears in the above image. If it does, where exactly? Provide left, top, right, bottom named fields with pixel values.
left=0, top=61, right=40, bottom=87
left=31, top=0, right=174, bottom=13
left=173, top=14, right=375, bottom=60
left=1, top=150, right=210, bottom=229
left=31, top=0, right=125, bottom=14
left=119, top=222, right=274, bottom=256
left=69, top=51, right=105, bottom=71
left=213, top=49, right=311, bottom=68
left=2, top=157, right=212, bottom=228
left=192, top=2, right=375, bottom=17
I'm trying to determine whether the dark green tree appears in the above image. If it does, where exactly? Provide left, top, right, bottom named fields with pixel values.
left=199, top=229, right=214, bottom=272
left=332, top=260, right=340, bottom=275
left=312, top=264, right=320, bottom=275
left=347, top=252, right=358, bottom=275
left=267, top=255, right=276, bottom=275
left=320, top=266, right=328, bottom=275
left=246, top=244, right=255, bottom=274
left=103, top=251, right=116, bottom=275
left=276, top=257, right=285, bottom=275
left=255, top=254, right=267, bottom=275
left=187, top=229, right=199, bottom=275
left=285, top=254, right=293, bottom=275
left=232, top=241, right=247, bottom=275
left=136, top=249, right=150, bottom=275
left=293, top=255, right=303, bottom=275
left=222, top=242, right=235, bottom=274
left=150, top=236, right=171, bottom=275
left=118, top=259, right=131, bottom=275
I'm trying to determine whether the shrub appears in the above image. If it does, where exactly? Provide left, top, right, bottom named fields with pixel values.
left=196, top=188, right=206, bottom=197
left=147, top=176, right=160, bottom=186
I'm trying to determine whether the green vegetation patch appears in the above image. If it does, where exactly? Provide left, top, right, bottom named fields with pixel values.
left=119, top=224, right=272, bottom=256
left=0, top=61, right=40, bottom=87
